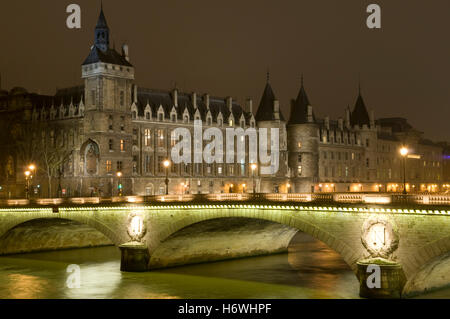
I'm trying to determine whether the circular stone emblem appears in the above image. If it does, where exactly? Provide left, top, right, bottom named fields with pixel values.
left=127, top=212, right=147, bottom=242
left=361, top=217, right=399, bottom=259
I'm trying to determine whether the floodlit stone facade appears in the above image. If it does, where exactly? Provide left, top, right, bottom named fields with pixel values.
left=0, top=8, right=448, bottom=198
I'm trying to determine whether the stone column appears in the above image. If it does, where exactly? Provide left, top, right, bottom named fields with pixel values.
left=357, top=258, right=406, bottom=299
left=119, top=242, right=150, bottom=272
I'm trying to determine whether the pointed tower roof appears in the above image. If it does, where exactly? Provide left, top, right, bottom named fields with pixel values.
left=255, top=81, right=285, bottom=122
left=96, top=3, right=109, bottom=29
left=351, top=90, right=370, bottom=127
left=289, top=76, right=315, bottom=125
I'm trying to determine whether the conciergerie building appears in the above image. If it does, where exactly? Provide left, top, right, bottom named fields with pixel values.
left=0, top=8, right=449, bottom=198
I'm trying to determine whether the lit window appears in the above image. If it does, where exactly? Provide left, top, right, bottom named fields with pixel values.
left=157, top=129, right=165, bottom=148
left=120, top=140, right=125, bottom=152
left=144, top=129, right=151, bottom=146
left=106, top=160, right=112, bottom=173
left=298, top=165, right=302, bottom=176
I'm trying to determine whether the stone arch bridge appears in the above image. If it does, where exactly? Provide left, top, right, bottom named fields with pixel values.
left=0, top=200, right=449, bottom=297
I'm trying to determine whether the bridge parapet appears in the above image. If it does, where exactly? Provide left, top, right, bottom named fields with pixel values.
left=1, top=193, right=449, bottom=208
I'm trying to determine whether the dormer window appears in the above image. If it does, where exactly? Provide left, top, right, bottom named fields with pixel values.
left=132, top=111, right=137, bottom=119
left=229, top=119, right=233, bottom=127
left=183, top=115, right=189, bottom=123
left=158, top=113, right=164, bottom=121
left=146, top=112, right=151, bottom=120
left=171, top=114, right=176, bottom=122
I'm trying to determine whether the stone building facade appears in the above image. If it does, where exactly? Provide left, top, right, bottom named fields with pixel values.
left=0, top=8, right=448, bottom=198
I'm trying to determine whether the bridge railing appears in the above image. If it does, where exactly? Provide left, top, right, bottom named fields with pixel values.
left=0, top=193, right=449, bottom=207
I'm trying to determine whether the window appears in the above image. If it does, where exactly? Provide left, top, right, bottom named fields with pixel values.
left=106, top=160, right=112, bottom=173
left=158, top=113, right=163, bottom=121
left=157, top=129, right=165, bottom=148
left=120, top=140, right=125, bottom=152
left=171, top=131, right=178, bottom=147
left=298, top=142, right=302, bottom=149
left=117, top=161, right=123, bottom=171
left=109, top=115, right=113, bottom=130
left=146, top=112, right=151, bottom=120
left=229, top=119, right=234, bottom=127
left=109, top=139, right=114, bottom=151
left=298, top=154, right=302, bottom=163
left=158, top=156, right=165, bottom=173
left=171, top=114, right=176, bottom=122
left=229, top=165, right=234, bottom=175
left=144, top=155, right=152, bottom=173
left=218, top=166, right=223, bottom=175
left=298, top=165, right=302, bottom=176
left=144, top=129, right=151, bottom=147
left=120, top=116, right=125, bottom=132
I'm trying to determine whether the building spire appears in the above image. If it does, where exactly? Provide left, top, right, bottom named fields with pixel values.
left=94, top=2, right=110, bottom=52
left=266, top=69, right=270, bottom=83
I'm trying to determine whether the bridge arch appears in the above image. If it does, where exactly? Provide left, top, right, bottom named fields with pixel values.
left=0, top=213, right=124, bottom=248
left=151, top=208, right=360, bottom=272
left=404, top=235, right=450, bottom=279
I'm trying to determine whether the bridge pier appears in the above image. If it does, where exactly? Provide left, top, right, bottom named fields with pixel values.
left=357, top=259, right=407, bottom=299
left=119, top=243, right=150, bottom=272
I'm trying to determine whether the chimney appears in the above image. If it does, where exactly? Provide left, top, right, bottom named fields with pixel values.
left=307, top=105, right=313, bottom=123
left=246, top=98, right=253, bottom=114
left=227, top=97, right=233, bottom=112
left=204, top=94, right=210, bottom=109
left=122, top=44, right=130, bottom=62
left=345, top=107, right=351, bottom=129
left=173, top=88, right=178, bottom=107
left=325, top=116, right=330, bottom=130
left=274, top=100, right=280, bottom=120
left=192, top=92, right=197, bottom=109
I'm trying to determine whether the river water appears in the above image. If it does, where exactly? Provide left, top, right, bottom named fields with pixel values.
left=0, top=233, right=448, bottom=299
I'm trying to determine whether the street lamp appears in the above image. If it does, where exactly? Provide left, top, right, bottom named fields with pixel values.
left=400, top=147, right=409, bottom=195
left=28, top=164, right=36, bottom=197
left=251, top=163, right=258, bottom=194
left=117, top=171, right=123, bottom=196
left=163, top=159, right=171, bottom=195
left=286, top=183, right=291, bottom=194
left=24, top=170, right=31, bottom=199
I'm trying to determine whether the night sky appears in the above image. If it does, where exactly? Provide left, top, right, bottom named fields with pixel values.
left=0, top=0, right=449, bottom=142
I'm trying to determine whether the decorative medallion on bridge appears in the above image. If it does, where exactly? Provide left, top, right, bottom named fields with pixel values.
left=361, top=217, right=399, bottom=259
left=127, top=212, right=147, bottom=242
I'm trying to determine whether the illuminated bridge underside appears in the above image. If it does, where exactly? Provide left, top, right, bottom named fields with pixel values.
left=0, top=204, right=449, bottom=282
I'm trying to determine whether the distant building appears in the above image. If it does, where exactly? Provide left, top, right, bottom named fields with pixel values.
left=0, top=7, right=448, bottom=198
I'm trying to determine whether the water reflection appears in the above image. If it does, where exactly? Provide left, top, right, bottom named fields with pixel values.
left=0, top=233, right=447, bottom=299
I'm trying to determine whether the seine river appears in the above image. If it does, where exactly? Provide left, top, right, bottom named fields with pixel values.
left=0, top=233, right=448, bottom=299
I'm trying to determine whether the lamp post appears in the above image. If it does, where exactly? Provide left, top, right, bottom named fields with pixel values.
left=28, top=164, right=36, bottom=198
left=400, top=147, right=409, bottom=195
left=117, top=172, right=123, bottom=197
left=251, top=163, right=258, bottom=194
left=163, top=160, right=171, bottom=195
left=24, top=170, right=31, bottom=199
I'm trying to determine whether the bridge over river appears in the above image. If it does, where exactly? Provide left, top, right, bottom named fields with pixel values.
left=0, top=193, right=449, bottom=298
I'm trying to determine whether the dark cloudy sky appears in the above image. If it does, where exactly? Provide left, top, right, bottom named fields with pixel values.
left=0, top=0, right=449, bottom=142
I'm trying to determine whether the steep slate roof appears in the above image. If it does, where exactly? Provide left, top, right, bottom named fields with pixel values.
left=288, top=80, right=315, bottom=125
left=134, top=88, right=253, bottom=125
left=96, top=6, right=109, bottom=29
left=255, top=82, right=285, bottom=121
left=351, top=93, right=370, bottom=126
left=82, top=47, right=133, bottom=67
